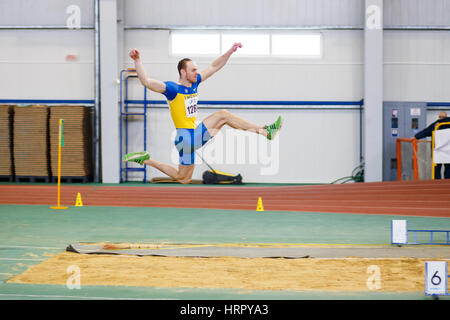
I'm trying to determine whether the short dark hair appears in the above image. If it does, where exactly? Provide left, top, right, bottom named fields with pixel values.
left=177, top=58, right=192, bottom=76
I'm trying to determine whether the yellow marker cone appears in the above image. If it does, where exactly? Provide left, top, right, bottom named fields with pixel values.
left=75, top=193, right=83, bottom=207
left=256, top=197, right=264, bottom=211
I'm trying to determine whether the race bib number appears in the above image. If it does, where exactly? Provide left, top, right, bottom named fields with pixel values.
left=184, top=95, right=198, bottom=118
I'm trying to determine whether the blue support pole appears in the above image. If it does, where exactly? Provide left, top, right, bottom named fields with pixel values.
left=143, top=86, right=147, bottom=183
left=119, top=70, right=124, bottom=183
left=125, top=76, right=129, bottom=182
left=118, top=69, right=148, bottom=183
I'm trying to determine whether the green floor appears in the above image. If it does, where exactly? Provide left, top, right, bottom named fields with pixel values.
left=0, top=203, right=449, bottom=300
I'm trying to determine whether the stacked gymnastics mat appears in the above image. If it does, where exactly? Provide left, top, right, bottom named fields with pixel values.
left=49, top=105, right=93, bottom=182
left=0, top=105, right=14, bottom=180
left=13, top=105, right=51, bottom=182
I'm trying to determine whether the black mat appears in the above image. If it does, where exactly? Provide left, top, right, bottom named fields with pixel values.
left=66, top=243, right=450, bottom=259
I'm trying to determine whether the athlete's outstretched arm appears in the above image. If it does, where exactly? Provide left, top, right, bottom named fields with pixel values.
left=200, top=42, right=242, bottom=82
left=129, top=49, right=166, bottom=93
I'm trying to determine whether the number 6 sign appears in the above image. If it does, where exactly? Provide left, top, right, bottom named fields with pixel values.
left=425, top=261, right=448, bottom=296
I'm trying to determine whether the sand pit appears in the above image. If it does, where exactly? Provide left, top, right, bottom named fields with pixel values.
left=7, top=251, right=448, bottom=292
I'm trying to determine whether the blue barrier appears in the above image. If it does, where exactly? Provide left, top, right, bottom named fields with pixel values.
left=391, top=220, right=450, bottom=245
left=408, top=229, right=450, bottom=245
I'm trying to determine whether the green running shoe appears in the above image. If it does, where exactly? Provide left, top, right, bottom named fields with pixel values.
left=122, top=151, right=150, bottom=165
left=264, top=116, right=283, bottom=140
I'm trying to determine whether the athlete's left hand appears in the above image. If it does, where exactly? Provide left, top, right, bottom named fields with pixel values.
left=230, top=42, right=243, bottom=53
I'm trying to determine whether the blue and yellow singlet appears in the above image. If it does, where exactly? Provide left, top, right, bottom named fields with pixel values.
left=162, top=74, right=211, bottom=165
left=163, top=74, right=201, bottom=129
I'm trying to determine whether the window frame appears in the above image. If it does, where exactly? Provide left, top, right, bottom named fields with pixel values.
left=169, top=30, right=323, bottom=59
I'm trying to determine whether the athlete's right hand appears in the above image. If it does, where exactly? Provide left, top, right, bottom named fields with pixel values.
left=129, top=49, right=140, bottom=61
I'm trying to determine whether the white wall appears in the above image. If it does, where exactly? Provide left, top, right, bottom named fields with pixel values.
left=384, top=31, right=450, bottom=102
left=122, top=106, right=362, bottom=183
left=124, top=0, right=363, bottom=27
left=124, top=29, right=364, bottom=101
left=2, top=0, right=450, bottom=183
left=0, top=0, right=93, bottom=26
left=0, top=30, right=94, bottom=100
left=122, top=29, right=363, bottom=183
left=384, top=0, right=450, bottom=27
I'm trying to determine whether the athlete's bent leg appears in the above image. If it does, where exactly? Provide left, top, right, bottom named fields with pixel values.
left=123, top=151, right=195, bottom=184
left=176, top=163, right=195, bottom=184
left=143, top=159, right=195, bottom=184
left=144, top=159, right=178, bottom=179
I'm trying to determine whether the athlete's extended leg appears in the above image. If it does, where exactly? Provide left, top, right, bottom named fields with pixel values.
left=202, top=109, right=282, bottom=140
left=202, top=109, right=266, bottom=137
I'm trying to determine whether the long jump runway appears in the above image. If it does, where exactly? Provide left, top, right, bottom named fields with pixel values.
left=1, top=179, right=449, bottom=217
left=1, top=180, right=449, bottom=299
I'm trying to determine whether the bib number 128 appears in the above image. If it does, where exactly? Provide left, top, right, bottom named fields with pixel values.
left=185, top=96, right=198, bottom=118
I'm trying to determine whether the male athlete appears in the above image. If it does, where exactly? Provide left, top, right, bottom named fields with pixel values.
left=415, top=111, right=450, bottom=179
left=122, top=43, right=283, bottom=184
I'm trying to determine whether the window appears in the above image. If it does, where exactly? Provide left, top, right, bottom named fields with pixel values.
left=170, top=33, right=220, bottom=55
left=170, top=31, right=322, bottom=58
left=221, top=34, right=270, bottom=56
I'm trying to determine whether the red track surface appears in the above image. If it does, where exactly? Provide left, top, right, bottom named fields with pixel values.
left=0, top=180, right=450, bottom=217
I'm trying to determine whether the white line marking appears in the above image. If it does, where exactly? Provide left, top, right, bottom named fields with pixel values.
left=0, top=293, right=175, bottom=300
left=306, top=257, right=450, bottom=260
left=0, top=245, right=61, bottom=250
left=0, top=258, right=45, bottom=261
